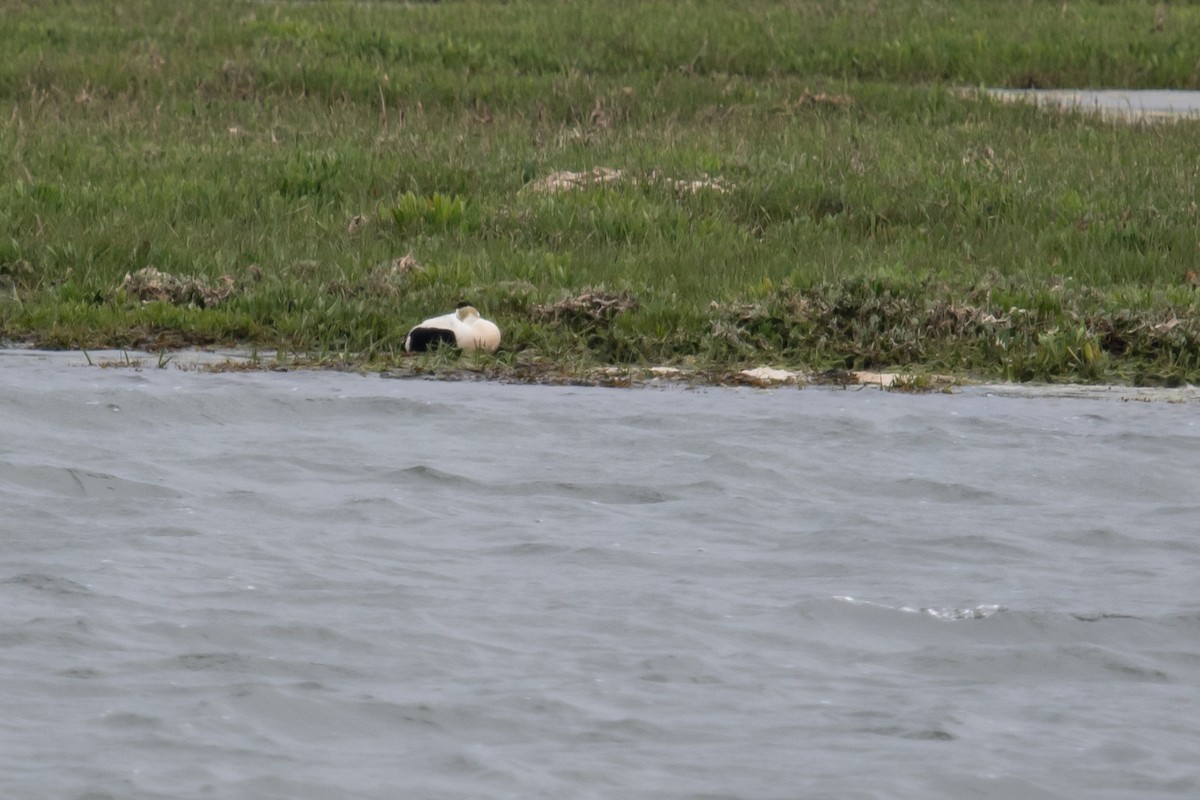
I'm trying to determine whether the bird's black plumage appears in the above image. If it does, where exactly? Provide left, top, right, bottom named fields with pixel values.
left=404, top=327, right=458, bottom=353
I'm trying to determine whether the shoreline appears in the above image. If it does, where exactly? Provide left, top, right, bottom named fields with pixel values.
left=4, top=347, right=1197, bottom=402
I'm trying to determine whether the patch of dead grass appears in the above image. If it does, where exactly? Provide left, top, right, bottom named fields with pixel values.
left=532, top=289, right=640, bottom=324
left=121, top=267, right=235, bottom=308
left=523, top=167, right=732, bottom=195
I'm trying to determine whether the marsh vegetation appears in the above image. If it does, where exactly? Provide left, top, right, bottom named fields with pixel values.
left=3, top=0, right=1200, bottom=384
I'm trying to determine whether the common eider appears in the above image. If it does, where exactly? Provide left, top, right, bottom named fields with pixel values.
left=403, top=305, right=501, bottom=353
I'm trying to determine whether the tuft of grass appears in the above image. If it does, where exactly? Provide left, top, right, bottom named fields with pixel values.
left=390, top=192, right=471, bottom=233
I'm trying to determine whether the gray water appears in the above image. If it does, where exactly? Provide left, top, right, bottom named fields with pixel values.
left=983, top=88, right=1200, bottom=120
left=2, top=350, right=1198, bottom=800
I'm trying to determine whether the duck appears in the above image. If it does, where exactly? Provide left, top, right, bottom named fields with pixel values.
left=403, top=304, right=501, bottom=353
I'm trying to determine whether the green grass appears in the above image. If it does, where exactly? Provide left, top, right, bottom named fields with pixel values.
left=3, top=0, right=1200, bottom=384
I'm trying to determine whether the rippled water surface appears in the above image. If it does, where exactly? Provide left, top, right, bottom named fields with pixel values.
left=2, top=351, right=1199, bottom=800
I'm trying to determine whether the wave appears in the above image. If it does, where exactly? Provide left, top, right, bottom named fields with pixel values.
left=0, top=462, right=181, bottom=500
left=386, top=464, right=694, bottom=505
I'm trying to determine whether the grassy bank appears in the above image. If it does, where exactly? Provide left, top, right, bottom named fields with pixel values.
left=3, top=0, right=1200, bottom=384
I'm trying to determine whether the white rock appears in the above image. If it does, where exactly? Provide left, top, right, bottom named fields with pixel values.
left=740, top=367, right=798, bottom=384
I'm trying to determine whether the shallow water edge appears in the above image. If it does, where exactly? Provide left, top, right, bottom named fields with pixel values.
left=5, top=348, right=1197, bottom=403
left=980, top=88, right=1200, bottom=121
